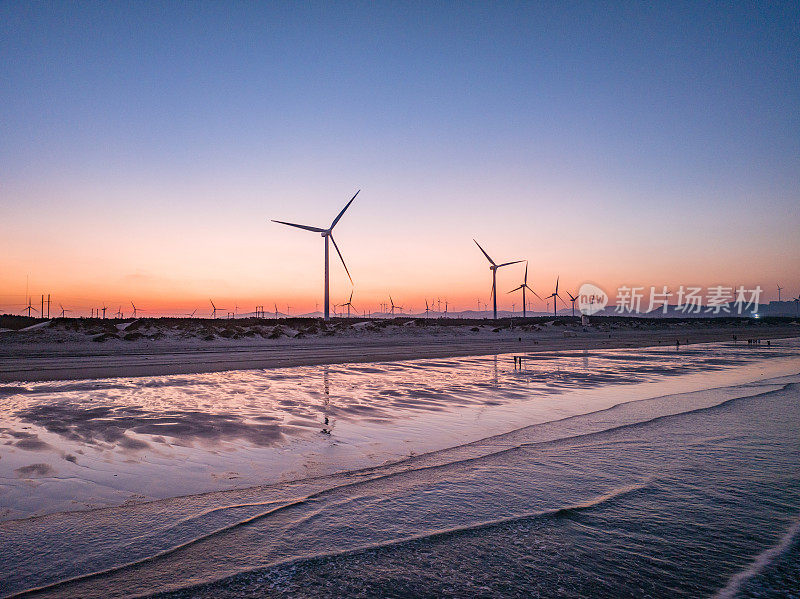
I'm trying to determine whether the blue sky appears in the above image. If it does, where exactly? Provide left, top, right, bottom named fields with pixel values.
left=1, top=2, right=798, bottom=312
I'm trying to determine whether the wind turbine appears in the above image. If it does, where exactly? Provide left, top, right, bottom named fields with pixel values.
left=507, top=261, right=543, bottom=318
left=565, top=291, right=579, bottom=317
left=777, top=284, right=783, bottom=302
left=389, top=294, right=402, bottom=316
left=339, top=290, right=356, bottom=318
left=474, top=239, right=523, bottom=320
left=425, top=299, right=430, bottom=318
left=545, top=276, right=564, bottom=317
left=272, top=190, right=359, bottom=320
left=115, top=306, right=123, bottom=319
left=20, top=297, right=39, bottom=317
left=58, top=303, right=70, bottom=318
left=186, top=309, right=197, bottom=318
left=101, top=305, right=108, bottom=319
left=210, top=300, right=226, bottom=319
left=130, top=301, right=143, bottom=318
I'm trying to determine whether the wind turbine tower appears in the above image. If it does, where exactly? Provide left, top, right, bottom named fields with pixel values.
left=566, top=291, right=579, bottom=317
left=389, top=295, right=402, bottom=316
left=340, top=290, right=356, bottom=317
left=272, top=190, right=359, bottom=320
left=21, top=297, right=38, bottom=318
left=508, top=261, right=543, bottom=318
left=210, top=300, right=226, bottom=319
left=545, top=277, right=564, bottom=317
left=474, top=239, right=523, bottom=320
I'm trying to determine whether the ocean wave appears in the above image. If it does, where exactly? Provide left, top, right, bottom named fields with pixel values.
left=714, top=517, right=800, bottom=599
left=7, top=481, right=652, bottom=599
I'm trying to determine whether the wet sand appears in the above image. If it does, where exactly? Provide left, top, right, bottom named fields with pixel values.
left=0, top=321, right=796, bottom=382
left=2, top=338, right=799, bottom=522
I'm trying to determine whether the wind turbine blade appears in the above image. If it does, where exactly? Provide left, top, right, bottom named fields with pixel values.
left=330, top=190, right=360, bottom=230
left=473, top=240, right=496, bottom=265
left=508, top=285, right=523, bottom=294
left=349, top=290, right=353, bottom=303
left=555, top=276, right=559, bottom=294
left=271, top=220, right=326, bottom=233
left=489, top=285, right=494, bottom=300
left=524, top=262, right=528, bottom=284
left=533, top=291, right=545, bottom=301
left=497, top=260, right=523, bottom=268
left=329, top=234, right=353, bottom=284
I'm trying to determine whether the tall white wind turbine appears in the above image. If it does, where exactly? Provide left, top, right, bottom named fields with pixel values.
left=272, top=191, right=359, bottom=321
left=474, top=240, right=522, bottom=320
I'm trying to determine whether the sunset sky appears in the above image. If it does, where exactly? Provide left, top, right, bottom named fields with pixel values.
left=2, top=3, right=798, bottom=316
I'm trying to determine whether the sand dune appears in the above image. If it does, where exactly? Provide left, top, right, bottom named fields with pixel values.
left=1, top=317, right=797, bottom=382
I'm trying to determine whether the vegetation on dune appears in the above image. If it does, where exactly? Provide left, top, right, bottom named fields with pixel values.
left=0, top=314, right=796, bottom=346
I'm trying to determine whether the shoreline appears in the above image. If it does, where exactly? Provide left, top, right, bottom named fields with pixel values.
left=1, top=322, right=797, bottom=382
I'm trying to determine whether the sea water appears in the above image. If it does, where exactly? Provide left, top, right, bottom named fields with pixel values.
left=1, top=340, right=798, bottom=597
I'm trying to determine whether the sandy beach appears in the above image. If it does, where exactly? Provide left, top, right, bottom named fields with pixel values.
left=1, top=317, right=797, bottom=382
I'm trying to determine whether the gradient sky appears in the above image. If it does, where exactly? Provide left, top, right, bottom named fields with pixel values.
left=2, top=2, right=798, bottom=316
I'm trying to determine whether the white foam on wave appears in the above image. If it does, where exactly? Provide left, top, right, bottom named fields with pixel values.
left=714, top=516, right=800, bottom=599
